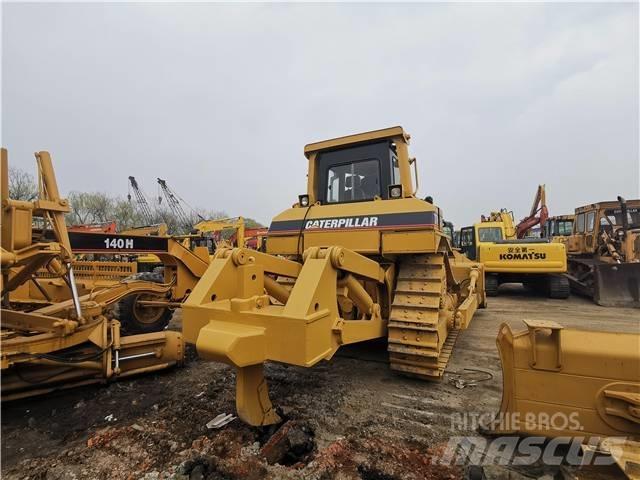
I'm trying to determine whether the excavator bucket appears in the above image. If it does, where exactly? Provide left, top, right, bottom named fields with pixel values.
left=594, top=263, right=640, bottom=308
left=488, top=320, right=640, bottom=439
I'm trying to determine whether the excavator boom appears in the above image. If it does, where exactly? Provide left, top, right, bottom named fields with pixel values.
left=516, top=184, right=548, bottom=238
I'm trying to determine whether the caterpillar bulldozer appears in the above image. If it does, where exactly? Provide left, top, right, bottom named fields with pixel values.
left=458, top=185, right=569, bottom=298
left=183, top=126, right=486, bottom=426
left=1, top=149, right=188, bottom=400
left=565, top=198, right=640, bottom=307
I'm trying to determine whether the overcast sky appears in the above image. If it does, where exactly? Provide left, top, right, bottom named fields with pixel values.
left=2, top=2, right=638, bottom=227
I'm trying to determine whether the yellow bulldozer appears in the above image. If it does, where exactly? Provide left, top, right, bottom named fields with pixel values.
left=1, top=149, right=188, bottom=400
left=565, top=198, right=640, bottom=307
left=182, top=126, right=486, bottom=426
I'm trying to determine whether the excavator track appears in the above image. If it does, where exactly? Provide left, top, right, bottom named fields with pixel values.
left=387, top=252, right=457, bottom=380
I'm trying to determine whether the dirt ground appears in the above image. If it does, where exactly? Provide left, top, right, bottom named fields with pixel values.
left=2, top=287, right=638, bottom=480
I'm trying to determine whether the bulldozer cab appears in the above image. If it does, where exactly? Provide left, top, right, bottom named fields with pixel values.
left=568, top=206, right=600, bottom=254
left=544, top=215, right=574, bottom=240
left=567, top=200, right=640, bottom=256
left=266, top=126, right=450, bottom=257
left=315, top=142, right=398, bottom=203
left=302, top=126, right=416, bottom=206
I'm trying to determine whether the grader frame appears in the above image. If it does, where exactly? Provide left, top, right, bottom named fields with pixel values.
left=1, top=149, right=184, bottom=400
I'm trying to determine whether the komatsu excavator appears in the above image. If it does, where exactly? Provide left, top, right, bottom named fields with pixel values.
left=458, top=186, right=569, bottom=298
left=183, top=127, right=485, bottom=426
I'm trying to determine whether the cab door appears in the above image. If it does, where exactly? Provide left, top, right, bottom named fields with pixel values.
left=568, top=213, right=586, bottom=254
left=459, top=226, right=477, bottom=260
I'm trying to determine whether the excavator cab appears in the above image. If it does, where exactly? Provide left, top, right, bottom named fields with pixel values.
left=458, top=226, right=477, bottom=260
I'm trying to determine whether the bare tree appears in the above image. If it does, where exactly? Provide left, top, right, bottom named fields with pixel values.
left=63, top=191, right=262, bottom=235
left=66, top=191, right=115, bottom=226
left=8, top=167, right=38, bottom=201
left=112, top=198, right=145, bottom=231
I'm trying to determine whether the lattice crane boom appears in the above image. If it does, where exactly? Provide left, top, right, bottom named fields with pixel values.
left=127, top=176, right=154, bottom=225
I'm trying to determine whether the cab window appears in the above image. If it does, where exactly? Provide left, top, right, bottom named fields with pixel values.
left=605, top=207, right=640, bottom=229
left=326, top=159, right=381, bottom=203
left=557, top=220, right=573, bottom=235
left=460, top=228, right=474, bottom=247
left=442, top=222, right=453, bottom=240
left=390, top=156, right=401, bottom=184
left=576, top=213, right=585, bottom=233
left=478, top=227, right=503, bottom=242
left=586, top=211, right=596, bottom=232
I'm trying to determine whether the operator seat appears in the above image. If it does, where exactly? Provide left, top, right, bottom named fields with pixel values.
left=359, top=176, right=378, bottom=199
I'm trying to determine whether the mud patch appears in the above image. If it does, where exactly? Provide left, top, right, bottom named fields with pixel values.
left=259, top=420, right=315, bottom=466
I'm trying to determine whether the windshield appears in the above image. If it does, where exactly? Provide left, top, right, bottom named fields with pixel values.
left=326, top=159, right=380, bottom=203
left=555, top=220, right=573, bottom=236
left=478, top=227, right=503, bottom=242
left=604, top=207, right=640, bottom=229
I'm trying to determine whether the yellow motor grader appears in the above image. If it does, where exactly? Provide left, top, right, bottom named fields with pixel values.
left=565, top=198, right=640, bottom=307
left=10, top=226, right=211, bottom=337
left=183, top=126, right=486, bottom=426
left=1, top=149, right=188, bottom=400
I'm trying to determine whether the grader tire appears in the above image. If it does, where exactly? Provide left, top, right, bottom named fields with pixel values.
left=485, top=275, right=499, bottom=297
left=548, top=274, right=570, bottom=299
left=116, top=272, right=173, bottom=334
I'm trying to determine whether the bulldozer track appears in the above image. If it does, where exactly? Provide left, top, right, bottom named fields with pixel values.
left=387, top=253, right=458, bottom=380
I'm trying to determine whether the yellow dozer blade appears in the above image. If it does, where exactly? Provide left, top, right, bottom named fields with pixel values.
left=488, top=319, right=639, bottom=439
left=594, top=263, right=640, bottom=308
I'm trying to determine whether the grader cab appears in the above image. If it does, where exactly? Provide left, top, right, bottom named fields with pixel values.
left=183, top=127, right=486, bottom=426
